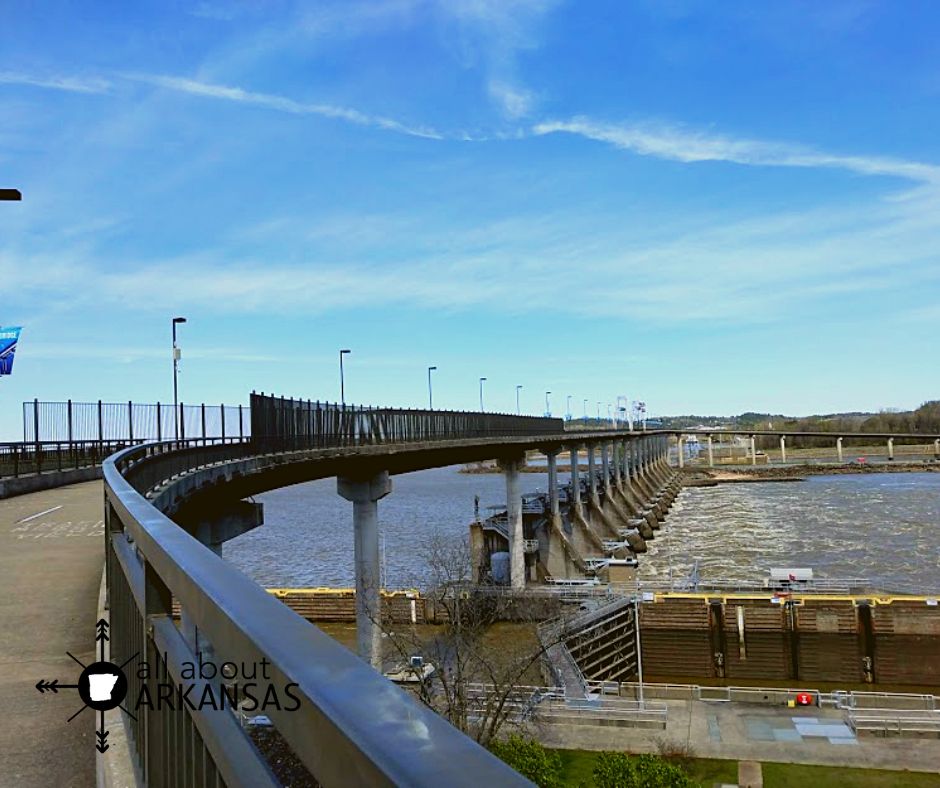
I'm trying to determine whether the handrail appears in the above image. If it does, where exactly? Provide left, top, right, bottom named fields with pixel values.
left=103, top=441, right=534, bottom=787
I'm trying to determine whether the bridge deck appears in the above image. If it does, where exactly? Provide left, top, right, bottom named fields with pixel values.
left=0, top=481, right=102, bottom=787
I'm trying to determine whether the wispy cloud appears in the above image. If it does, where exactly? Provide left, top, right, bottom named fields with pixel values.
left=532, top=118, right=940, bottom=184
left=488, top=80, right=534, bottom=118
left=5, top=181, right=940, bottom=326
left=0, top=71, right=111, bottom=94
left=438, top=0, right=556, bottom=118
left=124, top=73, right=445, bottom=140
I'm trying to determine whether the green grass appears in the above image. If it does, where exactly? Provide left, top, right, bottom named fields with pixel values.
left=760, top=762, right=940, bottom=788
left=551, top=749, right=940, bottom=787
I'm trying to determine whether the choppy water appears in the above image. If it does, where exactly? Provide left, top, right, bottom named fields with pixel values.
left=224, top=468, right=940, bottom=594
left=224, top=466, right=559, bottom=588
left=638, top=473, right=940, bottom=593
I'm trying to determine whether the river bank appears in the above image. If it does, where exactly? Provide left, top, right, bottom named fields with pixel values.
left=688, top=462, right=940, bottom=483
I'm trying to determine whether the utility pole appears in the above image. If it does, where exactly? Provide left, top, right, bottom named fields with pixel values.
left=339, top=349, right=351, bottom=404
left=428, top=366, right=437, bottom=410
left=172, top=317, right=187, bottom=441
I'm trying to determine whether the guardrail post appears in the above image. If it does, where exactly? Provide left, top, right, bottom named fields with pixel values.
left=97, top=399, right=104, bottom=448
left=156, top=402, right=162, bottom=441
left=179, top=402, right=185, bottom=442
left=128, top=400, right=134, bottom=442
left=67, top=399, right=73, bottom=444
left=220, top=403, right=226, bottom=442
left=201, top=403, right=207, bottom=446
left=33, top=398, right=40, bottom=449
left=239, top=404, right=244, bottom=441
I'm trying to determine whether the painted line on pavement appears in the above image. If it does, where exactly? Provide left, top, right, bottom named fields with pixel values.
left=15, top=505, right=63, bottom=524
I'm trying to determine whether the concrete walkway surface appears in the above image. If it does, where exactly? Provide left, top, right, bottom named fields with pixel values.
left=0, top=481, right=104, bottom=787
left=541, top=695, right=940, bottom=774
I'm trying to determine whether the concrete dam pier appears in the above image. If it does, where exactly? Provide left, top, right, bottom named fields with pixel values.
left=469, top=436, right=681, bottom=588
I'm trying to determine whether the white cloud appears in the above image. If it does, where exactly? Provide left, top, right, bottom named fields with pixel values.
left=532, top=118, right=940, bottom=184
left=0, top=71, right=111, bottom=94
left=5, top=180, right=939, bottom=327
left=123, top=73, right=445, bottom=140
left=488, top=80, right=534, bottom=118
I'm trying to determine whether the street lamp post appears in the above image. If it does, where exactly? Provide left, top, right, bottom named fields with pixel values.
left=339, top=349, right=351, bottom=405
left=428, top=366, right=437, bottom=410
left=516, top=385, right=523, bottom=415
left=545, top=390, right=552, bottom=417
left=596, top=401, right=601, bottom=421
left=566, top=395, right=572, bottom=421
left=583, top=398, right=588, bottom=421
left=479, top=377, right=487, bottom=412
left=172, top=317, right=187, bottom=441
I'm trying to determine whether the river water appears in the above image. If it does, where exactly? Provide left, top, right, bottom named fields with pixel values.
left=224, top=468, right=940, bottom=594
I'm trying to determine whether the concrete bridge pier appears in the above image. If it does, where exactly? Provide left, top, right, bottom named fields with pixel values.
left=676, top=435, right=684, bottom=468
left=501, top=454, right=527, bottom=590
left=888, top=437, right=894, bottom=461
left=707, top=434, right=714, bottom=467
left=338, top=471, right=392, bottom=668
left=837, top=436, right=844, bottom=463
left=602, top=442, right=612, bottom=496
left=935, top=439, right=939, bottom=459
left=543, top=449, right=585, bottom=579
left=587, top=442, right=599, bottom=505
left=569, top=444, right=582, bottom=515
left=614, top=440, right=640, bottom=515
left=612, top=442, right=623, bottom=493
left=750, top=435, right=757, bottom=466
left=179, top=499, right=264, bottom=658
left=780, top=435, right=787, bottom=464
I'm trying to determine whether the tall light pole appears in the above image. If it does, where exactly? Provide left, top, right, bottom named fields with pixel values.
left=479, top=377, right=487, bottom=412
left=339, top=349, right=351, bottom=405
left=516, top=384, right=523, bottom=415
left=545, top=390, right=552, bottom=417
left=583, top=398, right=588, bottom=421
left=428, top=366, right=437, bottom=410
left=566, top=395, right=572, bottom=421
left=596, top=401, right=601, bottom=421
left=172, top=317, right=187, bottom=441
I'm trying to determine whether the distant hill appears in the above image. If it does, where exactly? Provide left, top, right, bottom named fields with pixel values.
left=659, top=401, right=940, bottom=434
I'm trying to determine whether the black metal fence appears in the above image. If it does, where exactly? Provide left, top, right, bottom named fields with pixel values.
left=22, top=399, right=250, bottom=443
left=0, top=439, right=136, bottom=479
left=249, top=392, right=565, bottom=451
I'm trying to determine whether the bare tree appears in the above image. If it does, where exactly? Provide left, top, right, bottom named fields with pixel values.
left=373, top=533, right=564, bottom=747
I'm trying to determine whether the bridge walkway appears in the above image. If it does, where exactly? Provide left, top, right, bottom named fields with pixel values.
left=0, top=481, right=102, bottom=787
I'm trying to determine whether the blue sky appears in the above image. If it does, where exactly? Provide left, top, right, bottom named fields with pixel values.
left=2, top=0, right=940, bottom=438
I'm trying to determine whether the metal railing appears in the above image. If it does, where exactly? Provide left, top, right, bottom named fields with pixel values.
left=104, top=439, right=532, bottom=787
left=0, top=439, right=138, bottom=479
left=23, top=399, right=250, bottom=443
left=249, top=392, right=564, bottom=450
left=847, top=711, right=940, bottom=736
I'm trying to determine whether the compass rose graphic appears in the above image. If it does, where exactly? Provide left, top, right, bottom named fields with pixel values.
left=35, top=618, right=138, bottom=753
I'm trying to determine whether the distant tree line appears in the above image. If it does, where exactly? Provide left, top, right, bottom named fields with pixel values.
left=662, top=402, right=940, bottom=449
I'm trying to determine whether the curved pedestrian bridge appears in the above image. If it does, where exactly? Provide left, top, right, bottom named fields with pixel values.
left=104, top=394, right=671, bottom=787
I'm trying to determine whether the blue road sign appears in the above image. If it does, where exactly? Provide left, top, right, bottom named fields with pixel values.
left=0, top=326, right=22, bottom=375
